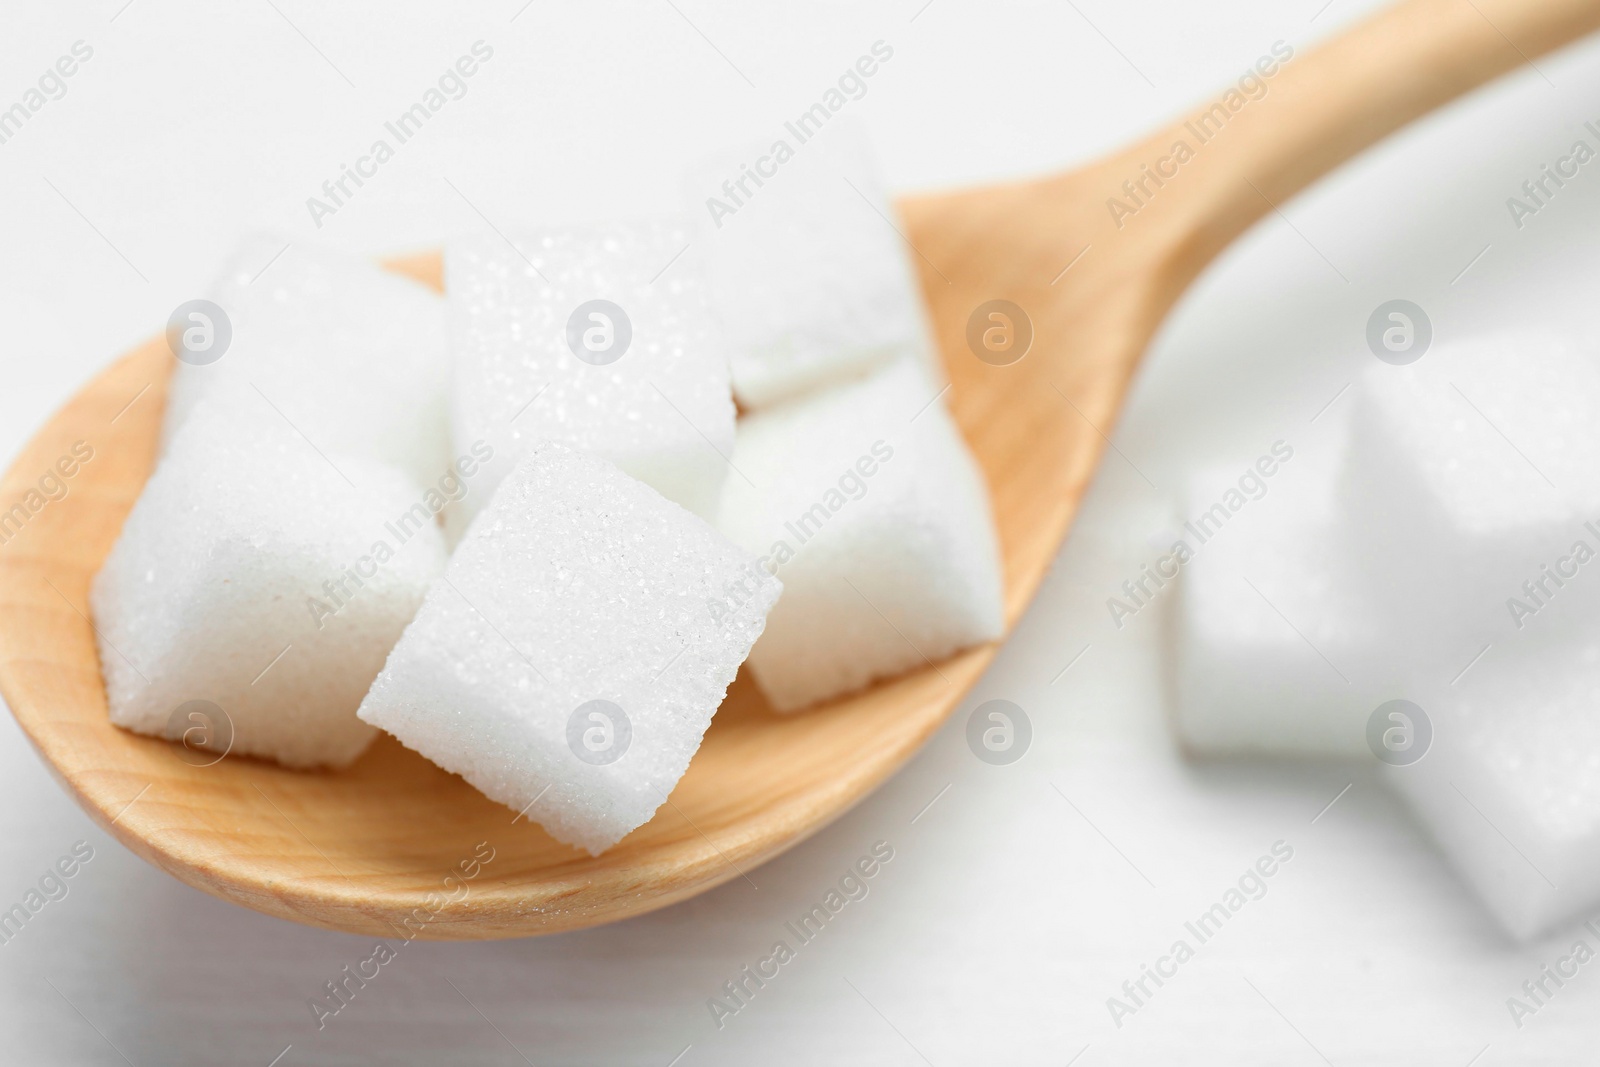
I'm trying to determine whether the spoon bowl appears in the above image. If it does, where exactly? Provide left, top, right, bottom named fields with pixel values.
left=1, top=0, right=1595, bottom=937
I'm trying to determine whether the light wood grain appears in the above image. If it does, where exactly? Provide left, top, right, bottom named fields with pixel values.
left=1, top=0, right=1595, bottom=939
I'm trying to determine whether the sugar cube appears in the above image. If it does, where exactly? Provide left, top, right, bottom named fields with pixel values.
left=713, top=359, right=1003, bottom=711
left=444, top=221, right=735, bottom=538
left=1341, top=333, right=1600, bottom=659
left=91, top=401, right=447, bottom=768
left=1386, top=636, right=1600, bottom=940
left=357, top=442, right=780, bottom=855
left=163, top=237, right=452, bottom=491
left=1172, top=425, right=1389, bottom=756
left=688, top=120, right=937, bottom=410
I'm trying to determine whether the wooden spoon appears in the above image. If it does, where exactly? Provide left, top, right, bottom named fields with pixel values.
left=2, top=0, right=1595, bottom=939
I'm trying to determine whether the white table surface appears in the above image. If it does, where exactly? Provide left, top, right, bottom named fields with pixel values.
left=6, top=1, right=1600, bottom=1063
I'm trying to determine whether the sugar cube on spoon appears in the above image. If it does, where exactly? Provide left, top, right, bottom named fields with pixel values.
left=689, top=121, right=937, bottom=410
left=445, top=221, right=735, bottom=536
left=92, top=400, right=447, bottom=768
left=358, top=442, right=780, bottom=855
left=164, top=237, right=453, bottom=491
left=714, top=359, right=1002, bottom=711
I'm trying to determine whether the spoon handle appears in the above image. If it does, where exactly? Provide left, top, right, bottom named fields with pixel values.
left=1139, top=0, right=1600, bottom=288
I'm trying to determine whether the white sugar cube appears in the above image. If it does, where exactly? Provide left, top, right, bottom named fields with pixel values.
left=689, top=121, right=936, bottom=410
left=164, top=237, right=452, bottom=491
left=91, top=401, right=447, bottom=768
left=714, top=359, right=1003, bottom=711
left=1173, top=428, right=1388, bottom=756
left=1387, top=637, right=1600, bottom=940
left=445, top=222, right=735, bottom=538
left=358, top=442, right=780, bottom=855
left=1343, top=333, right=1600, bottom=653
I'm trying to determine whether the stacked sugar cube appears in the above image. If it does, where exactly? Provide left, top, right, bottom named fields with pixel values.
left=90, top=125, right=1003, bottom=857
left=1341, top=334, right=1600, bottom=657
left=1172, top=332, right=1600, bottom=938
left=687, top=121, right=1004, bottom=712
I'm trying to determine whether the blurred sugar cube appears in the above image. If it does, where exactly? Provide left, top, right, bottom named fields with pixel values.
left=1169, top=329, right=1600, bottom=938
left=1342, top=333, right=1600, bottom=651
left=1172, top=424, right=1387, bottom=756
left=1388, top=637, right=1600, bottom=940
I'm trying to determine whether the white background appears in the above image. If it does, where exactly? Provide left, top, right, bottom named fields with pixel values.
left=4, top=1, right=1600, bottom=1063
